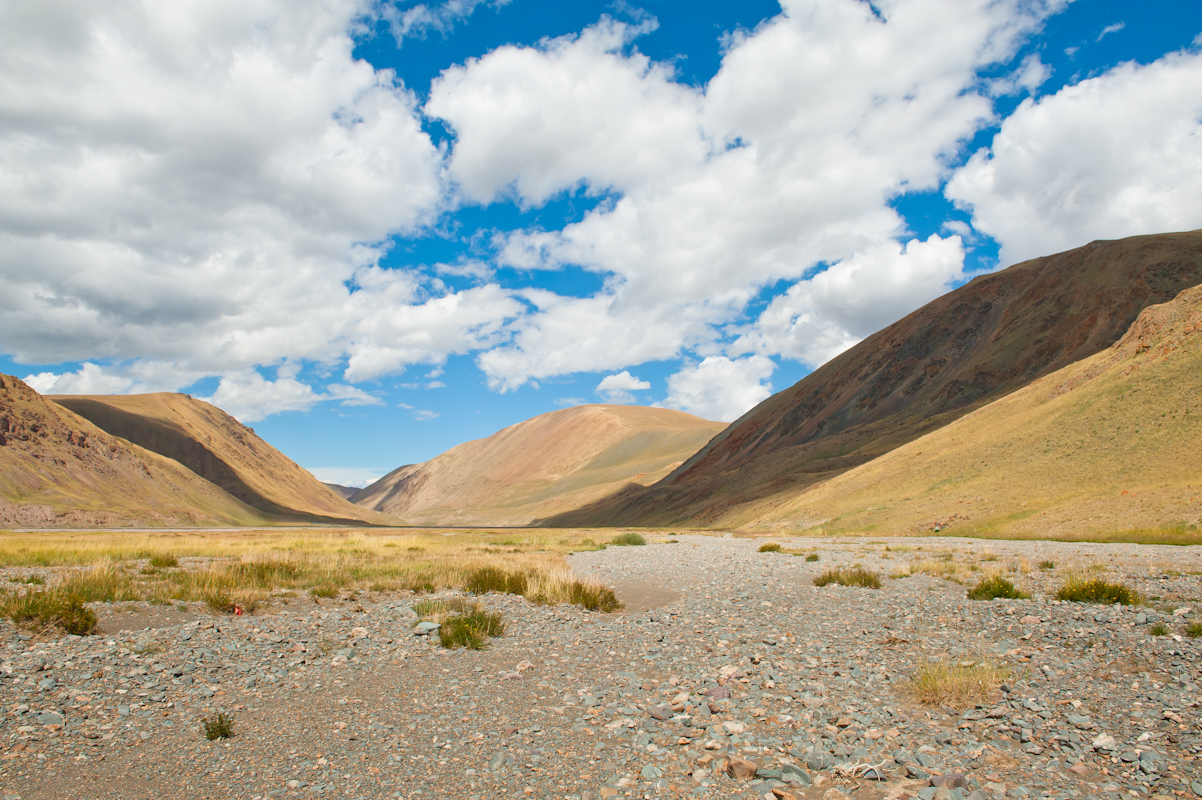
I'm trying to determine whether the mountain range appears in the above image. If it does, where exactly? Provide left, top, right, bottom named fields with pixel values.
left=3, top=230, right=1200, bottom=534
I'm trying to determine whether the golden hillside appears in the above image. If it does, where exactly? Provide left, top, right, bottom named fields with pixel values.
left=752, top=283, right=1202, bottom=536
left=53, top=393, right=397, bottom=526
left=1, top=375, right=268, bottom=527
left=353, top=404, right=726, bottom=526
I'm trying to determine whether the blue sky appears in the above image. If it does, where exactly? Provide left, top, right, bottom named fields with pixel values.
left=3, top=0, right=1202, bottom=488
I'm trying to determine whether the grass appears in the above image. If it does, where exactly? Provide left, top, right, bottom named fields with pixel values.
left=813, top=566, right=882, bottom=589
left=0, top=528, right=622, bottom=614
left=0, top=589, right=97, bottom=635
left=910, top=658, right=1009, bottom=709
left=805, top=553, right=820, bottom=562
left=758, top=543, right=782, bottom=553
left=1056, top=577, right=1140, bottom=605
left=1185, top=622, right=1202, bottom=638
left=1038, top=560, right=1055, bottom=571
left=610, top=533, right=646, bottom=546
left=967, top=575, right=1029, bottom=601
left=438, top=607, right=506, bottom=650
left=202, top=712, right=234, bottom=740
left=1150, top=622, right=1168, bottom=636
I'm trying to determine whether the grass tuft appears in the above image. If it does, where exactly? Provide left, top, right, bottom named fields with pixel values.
left=202, top=712, right=234, bottom=740
left=566, top=581, right=621, bottom=612
left=610, top=533, right=646, bottom=547
left=1185, top=622, right=1202, bottom=638
left=805, top=553, right=820, bottom=562
left=1038, top=560, right=1055, bottom=571
left=0, top=586, right=98, bottom=635
left=149, top=554, right=179, bottom=568
left=465, top=566, right=528, bottom=596
left=813, top=566, right=881, bottom=589
left=1056, top=577, right=1139, bottom=605
left=911, top=659, right=1009, bottom=709
left=758, top=543, right=782, bottom=553
left=437, top=606, right=505, bottom=650
left=967, top=575, right=1029, bottom=601
left=1149, top=622, right=1168, bottom=636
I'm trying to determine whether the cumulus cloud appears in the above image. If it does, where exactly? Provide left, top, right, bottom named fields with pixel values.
left=381, top=0, right=511, bottom=42
left=595, top=370, right=651, bottom=404
left=201, top=370, right=383, bottom=422
left=656, top=356, right=775, bottom=423
left=732, top=234, right=967, bottom=367
left=947, top=47, right=1202, bottom=265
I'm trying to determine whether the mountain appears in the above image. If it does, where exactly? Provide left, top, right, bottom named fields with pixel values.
left=751, top=282, right=1202, bottom=536
left=351, top=404, right=726, bottom=526
left=1, top=375, right=267, bottom=527
left=546, top=230, right=1202, bottom=527
left=323, top=483, right=362, bottom=500
left=52, top=393, right=396, bottom=526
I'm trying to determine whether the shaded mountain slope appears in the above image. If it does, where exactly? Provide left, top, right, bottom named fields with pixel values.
left=752, top=282, right=1202, bottom=536
left=352, top=405, right=725, bottom=526
left=0, top=375, right=268, bottom=527
left=546, top=230, right=1202, bottom=528
left=323, top=483, right=362, bottom=500
left=53, top=393, right=396, bottom=526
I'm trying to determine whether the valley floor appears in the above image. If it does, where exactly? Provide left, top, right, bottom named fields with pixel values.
left=1, top=534, right=1200, bottom=800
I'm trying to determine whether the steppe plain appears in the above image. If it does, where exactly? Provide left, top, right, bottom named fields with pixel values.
left=0, top=530, right=1198, bottom=800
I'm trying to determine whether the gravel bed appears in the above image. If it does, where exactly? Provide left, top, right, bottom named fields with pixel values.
left=0, top=534, right=1199, bottom=800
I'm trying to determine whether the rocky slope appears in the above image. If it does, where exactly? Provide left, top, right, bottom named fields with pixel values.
left=0, top=375, right=267, bottom=528
left=751, top=282, right=1202, bottom=536
left=547, top=230, right=1202, bottom=528
left=53, top=393, right=395, bottom=526
left=353, top=405, right=726, bottom=526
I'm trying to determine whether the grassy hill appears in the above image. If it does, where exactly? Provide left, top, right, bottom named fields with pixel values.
left=53, top=393, right=397, bottom=526
left=1, top=375, right=268, bottom=527
left=353, top=404, right=725, bottom=526
left=751, top=283, right=1202, bottom=538
left=545, top=230, right=1202, bottom=528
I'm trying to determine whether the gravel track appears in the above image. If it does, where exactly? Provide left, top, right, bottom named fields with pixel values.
left=1, top=534, right=1199, bottom=800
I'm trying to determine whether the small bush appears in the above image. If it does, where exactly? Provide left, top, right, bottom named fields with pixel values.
left=805, top=553, right=820, bottom=562
left=202, top=712, right=234, bottom=740
left=1, top=589, right=98, bottom=635
left=149, top=554, right=179, bottom=568
left=611, top=533, right=646, bottom=547
left=465, top=567, right=528, bottom=596
left=1185, top=622, right=1202, bottom=638
left=1056, top=578, right=1139, bottom=605
left=567, top=581, right=621, bottom=613
left=1037, top=560, right=1055, bottom=571
left=813, top=566, right=881, bottom=589
left=439, top=609, right=505, bottom=650
left=967, top=576, right=1029, bottom=601
left=758, top=543, right=782, bottom=553
left=1150, top=622, right=1168, bottom=636
left=911, top=659, right=1009, bottom=709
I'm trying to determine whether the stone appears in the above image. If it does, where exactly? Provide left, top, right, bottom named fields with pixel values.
left=36, top=710, right=64, bottom=725
left=727, top=754, right=760, bottom=781
left=1091, top=733, right=1117, bottom=751
left=647, top=705, right=669, bottom=721
left=640, top=765, right=662, bottom=779
left=931, top=774, right=969, bottom=789
left=704, top=686, right=730, bottom=699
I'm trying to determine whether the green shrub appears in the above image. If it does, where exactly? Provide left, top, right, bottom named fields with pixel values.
left=1037, top=560, right=1055, bottom=571
left=1056, top=578, right=1139, bottom=605
left=1185, top=622, right=1202, bottom=638
left=967, top=576, right=1029, bottom=601
left=758, top=543, right=782, bottom=553
left=1, top=589, right=98, bottom=635
left=611, top=533, right=646, bottom=546
left=805, top=553, right=820, bottom=562
left=439, top=609, right=506, bottom=650
left=465, top=567, right=528, bottom=596
left=1150, top=622, right=1168, bottom=636
left=149, top=554, right=179, bottom=568
left=202, top=712, right=234, bottom=740
left=813, top=566, right=881, bottom=589
left=567, top=581, right=621, bottom=612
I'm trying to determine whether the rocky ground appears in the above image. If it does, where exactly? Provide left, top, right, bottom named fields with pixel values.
left=0, top=534, right=1199, bottom=800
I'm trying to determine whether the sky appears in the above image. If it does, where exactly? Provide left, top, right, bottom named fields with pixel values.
left=3, top=0, right=1202, bottom=489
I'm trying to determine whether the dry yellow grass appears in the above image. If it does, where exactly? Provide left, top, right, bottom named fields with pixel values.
left=0, top=527, right=615, bottom=612
left=754, top=283, right=1202, bottom=541
left=910, top=658, right=1010, bottom=709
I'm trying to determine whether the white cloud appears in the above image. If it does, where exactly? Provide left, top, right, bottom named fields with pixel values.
left=657, top=356, right=774, bottom=423
left=431, top=0, right=1068, bottom=389
left=595, top=370, right=651, bottom=404
left=947, top=47, right=1202, bottom=265
left=23, top=363, right=137, bottom=396
left=306, top=467, right=385, bottom=488
left=201, top=370, right=383, bottom=422
left=732, top=234, right=967, bottom=367
left=381, top=0, right=511, bottom=43
left=1097, top=22, right=1124, bottom=42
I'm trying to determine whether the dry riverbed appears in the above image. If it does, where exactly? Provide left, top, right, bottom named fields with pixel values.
left=0, top=534, right=1199, bottom=800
